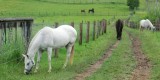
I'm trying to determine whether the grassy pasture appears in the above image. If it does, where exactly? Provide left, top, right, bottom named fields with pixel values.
left=0, top=0, right=129, bottom=23
left=0, top=0, right=131, bottom=80
left=0, top=24, right=117, bottom=80
left=1, top=0, right=160, bottom=80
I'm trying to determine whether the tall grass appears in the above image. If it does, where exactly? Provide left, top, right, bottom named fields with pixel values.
left=145, top=0, right=160, bottom=20
left=0, top=0, right=132, bottom=79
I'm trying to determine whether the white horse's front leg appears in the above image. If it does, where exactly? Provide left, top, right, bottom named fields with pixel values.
left=47, top=47, right=52, bottom=72
left=34, top=50, right=42, bottom=73
left=63, top=45, right=72, bottom=69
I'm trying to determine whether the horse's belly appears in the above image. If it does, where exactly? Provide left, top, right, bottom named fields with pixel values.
left=52, top=38, right=70, bottom=48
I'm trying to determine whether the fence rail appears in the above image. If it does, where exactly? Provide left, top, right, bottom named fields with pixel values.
left=126, top=18, right=160, bottom=31
left=0, top=18, right=33, bottom=51
left=0, top=18, right=107, bottom=63
left=0, top=11, right=128, bottom=17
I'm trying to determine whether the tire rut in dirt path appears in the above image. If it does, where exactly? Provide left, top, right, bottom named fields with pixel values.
left=74, top=41, right=120, bottom=80
left=128, top=33, right=151, bottom=80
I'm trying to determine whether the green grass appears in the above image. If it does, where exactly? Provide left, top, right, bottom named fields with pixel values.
left=0, top=0, right=139, bottom=80
left=0, top=0, right=129, bottom=23
left=126, top=27, right=160, bottom=80
left=0, top=24, right=117, bottom=80
left=86, top=27, right=136, bottom=80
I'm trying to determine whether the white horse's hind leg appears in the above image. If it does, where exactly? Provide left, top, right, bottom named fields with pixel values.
left=63, top=45, right=72, bottom=69
left=34, top=50, right=42, bottom=73
left=47, top=47, right=52, bottom=72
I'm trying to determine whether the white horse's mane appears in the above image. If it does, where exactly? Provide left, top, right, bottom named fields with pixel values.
left=146, top=19, right=154, bottom=28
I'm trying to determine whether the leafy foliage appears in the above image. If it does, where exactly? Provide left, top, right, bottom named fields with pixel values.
left=127, top=0, right=139, bottom=10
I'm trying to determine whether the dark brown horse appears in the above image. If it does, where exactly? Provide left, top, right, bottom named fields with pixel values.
left=88, top=8, right=94, bottom=13
left=116, top=19, right=123, bottom=40
left=81, top=9, right=85, bottom=13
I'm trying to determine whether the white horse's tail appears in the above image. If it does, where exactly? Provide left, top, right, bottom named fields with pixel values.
left=139, top=22, right=142, bottom=31
left=69, top=45, right=74, bottom=65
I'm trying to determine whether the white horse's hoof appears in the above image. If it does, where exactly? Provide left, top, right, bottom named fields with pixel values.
left=62, top=65, right=66, bottom=69
left=48, top=70, right=51, bottom=73
left=34, top=70, right=37, bottom=73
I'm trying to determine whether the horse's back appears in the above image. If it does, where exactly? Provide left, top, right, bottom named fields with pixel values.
left=58, top=25, right=77, bottom=38
left=140, top=20, right=147, bottom=27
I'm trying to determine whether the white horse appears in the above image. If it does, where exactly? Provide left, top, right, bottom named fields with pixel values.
left=140, top=19, right=156, bottom=31
left=22, top=25, right=77, bottom=75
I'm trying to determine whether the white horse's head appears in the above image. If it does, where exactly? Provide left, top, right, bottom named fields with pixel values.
left=22, top=54, right=35, bottom=75
left=152, top=26, right=156, bottom=31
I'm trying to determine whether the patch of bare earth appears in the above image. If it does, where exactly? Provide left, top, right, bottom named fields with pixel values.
left=74, top=41, right=119, bottom=80
left=129, top=33, right=151, bottom=80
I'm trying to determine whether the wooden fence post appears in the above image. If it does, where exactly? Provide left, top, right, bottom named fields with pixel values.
left=96, top=21, right=99, bottom=38
left=79, top=23, right=83, bottom=45
left=54, top=22, right=59, bottom=58
left=92, top=21, right=96, bottom=41
left=86, top=21, right=90, bottom=43
left=55, top=22, right=58, bottom=28
left=97, top=21, right=101, bottom=38
left=15, top=22, right=18, bottom=43
left=104, top=20, right=107, bottom=33
left=101, top=19, right=107, bottom=34
left=101, top=21, right=104, bottom=35
left=4, top=22, right=7, bottom=44
left=71, top=22, right=74, bottom=27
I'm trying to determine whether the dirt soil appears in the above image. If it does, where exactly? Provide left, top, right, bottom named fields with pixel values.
left=74, top=41, right=119, bottom=80
left=129, top=33, right=151, bottom=80
left=74, top=32, right=151, bottom=80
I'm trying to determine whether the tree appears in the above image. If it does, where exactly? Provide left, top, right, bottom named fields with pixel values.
left=134, top=0, right=139, bottom=9
left=127, top=0, right=139, bottom=10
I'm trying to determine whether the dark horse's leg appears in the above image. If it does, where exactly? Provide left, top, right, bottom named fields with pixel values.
left=116, top=26, right=119, bottom=40
left=119, top=22, right=123, bottom=40
left=119, top=29, right=122, bottom=40
left=117, top=31, right=121, bottom=40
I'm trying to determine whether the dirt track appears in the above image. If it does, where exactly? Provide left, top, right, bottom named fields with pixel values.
left=128, top=33, right=151, bottom=80
left=74, top=41, right=119, bottom=80
left=74, top=32, right=151, bottom=80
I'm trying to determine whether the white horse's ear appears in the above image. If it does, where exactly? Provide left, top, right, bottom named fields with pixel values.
left=22, top=54, right=26, bottom=57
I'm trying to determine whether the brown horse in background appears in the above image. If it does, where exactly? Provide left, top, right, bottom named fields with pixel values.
left=116, top=19, right=123, bottom=40
left=88, top=8, right=94, bottom=13
left=81, top=9, right=85, bottom=13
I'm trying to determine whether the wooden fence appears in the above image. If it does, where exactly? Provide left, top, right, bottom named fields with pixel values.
left=126, top=18, right=160, bottom=31
left=53, top=19, right=107, bottom=57
left=0, top=18, right=107, bottom=57
left=155, top=18, right=160, bottom=30
left=0, top=18, right=33, bottom=49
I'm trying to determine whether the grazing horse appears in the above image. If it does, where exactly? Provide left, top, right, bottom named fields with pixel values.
left=22, top=25, right=77, bottom=75
left=140, top=19, right=156, bottom=31
left=116, top=19, right=123, bottom=40
left=88, top=8, right=94, bottom=13
left=81, top=9, right=85, bottom=13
